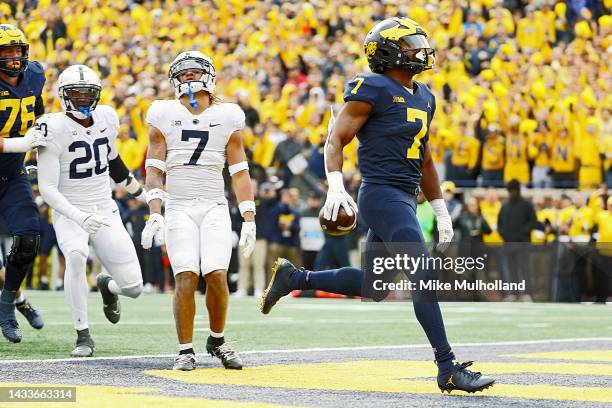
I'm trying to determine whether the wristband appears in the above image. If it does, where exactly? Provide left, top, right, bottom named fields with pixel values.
left=145, top=159, right=166, bottom=173
left=238, top=200, right=256, bottom=217
left=146, top=188, right=165, bottom=204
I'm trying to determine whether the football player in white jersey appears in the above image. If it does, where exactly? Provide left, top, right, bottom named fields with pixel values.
left=143, top=51, right=256, bottom=371
left=37, top=65, right=145, bottom=357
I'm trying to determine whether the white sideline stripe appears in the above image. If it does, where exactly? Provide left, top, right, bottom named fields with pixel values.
left=1, top=337, right=611, bottom=365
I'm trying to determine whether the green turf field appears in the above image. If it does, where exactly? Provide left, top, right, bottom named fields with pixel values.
left=1, top=292, right=611, bottom=407
left=1, top=291, right=611, bottom=359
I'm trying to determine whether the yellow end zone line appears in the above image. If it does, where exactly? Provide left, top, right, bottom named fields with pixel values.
left=1, top=337, right=611, bottom=364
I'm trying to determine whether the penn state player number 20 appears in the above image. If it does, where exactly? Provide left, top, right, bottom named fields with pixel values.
left=181, top=129, right=209, bottom=165
left=68, top=137, right=110, bottom=179
left=406, top=108, right=428, bottom=160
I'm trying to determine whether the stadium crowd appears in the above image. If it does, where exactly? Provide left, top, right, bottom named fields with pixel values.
left=0, top=0, right=610, bottom=300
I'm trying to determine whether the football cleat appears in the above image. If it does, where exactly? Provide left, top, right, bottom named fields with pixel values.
left=96, top=273, right=121, bottom=324
left=70, top=331, right=95, bottom=357
left=260, top=258, right=298, bottom=315
left=438, top=361, right=495, bottom=394
left=206, top=340, right=243, bottom=370
left=0, top=318, right=21, bottom=343
left=16, top=301, right=44, bottom=329
left=173, top=353, right=197, bottom=371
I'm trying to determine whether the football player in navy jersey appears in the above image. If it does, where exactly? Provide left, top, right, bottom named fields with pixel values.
left=261, top=18, right=495, bottom=393
left=0, top=24, right=47, bottom=343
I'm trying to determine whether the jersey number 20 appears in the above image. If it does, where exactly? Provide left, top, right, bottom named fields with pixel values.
left=68, top=138, right=109, bottom=179
left=406, top=108, right=428, bottom=160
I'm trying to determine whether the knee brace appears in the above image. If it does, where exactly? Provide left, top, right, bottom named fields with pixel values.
left=121, top=281, right=143, bottom=299
left=8, top=235, right=40, bottom=266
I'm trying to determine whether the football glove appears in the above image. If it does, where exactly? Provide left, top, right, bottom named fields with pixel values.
left=141, top=213, right=165, bottom=249
left=239, top=221, right=256, bottom=258
left=431, top=199, right=454, bottom=253
left=73, top=210, right=110, bottom=235
left=3, top=126, right=47, bottom=153
left=323, top=171, right=357, bottom=222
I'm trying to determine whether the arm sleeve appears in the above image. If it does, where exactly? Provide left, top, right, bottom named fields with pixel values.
left=37, top=144, right=81, bottom=221
left=108, top=155, right=130, bottom=183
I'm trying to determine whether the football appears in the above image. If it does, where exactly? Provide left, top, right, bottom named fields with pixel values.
left=319, top=206, right=357, bottom=236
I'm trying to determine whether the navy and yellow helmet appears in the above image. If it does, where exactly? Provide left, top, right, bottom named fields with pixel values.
left=0, top=24, right=29, bottom=77
left=364, top=17, right=435, bottom=74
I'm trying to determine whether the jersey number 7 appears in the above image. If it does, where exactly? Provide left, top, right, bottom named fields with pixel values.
left=406, top=108, right=428, bottom=160
left=182, top=130, right=209, bottom=165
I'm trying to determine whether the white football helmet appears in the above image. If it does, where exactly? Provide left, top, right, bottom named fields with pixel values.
left=168, top=51, right=216, bottom=98
left=57, top=64, right=102, bottom=120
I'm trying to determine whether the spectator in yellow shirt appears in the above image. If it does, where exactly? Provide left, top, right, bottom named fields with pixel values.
left=551, top=128, right=576, bottom=188
left=593, top=196, right=612, bottom=303
left=504, top=131, right=530, bottom=185
left=480, top=187, right=503, bottom=244
left=450, top=123, right=480, bottom=187
left=529, top=123, right=553, bottom=188
left=576, top=120, right=603, bottom=190
left=115, top=125, right=144, bottom=172
left=480, top=124, right=505, bottom=187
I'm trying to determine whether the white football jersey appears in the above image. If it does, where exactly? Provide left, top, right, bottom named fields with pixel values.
left=38, top=105, right=119, bottom=208
left=146, top=100, right=245, bottom=200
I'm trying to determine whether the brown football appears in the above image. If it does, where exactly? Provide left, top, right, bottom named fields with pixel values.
left=319, top=206, right=357, bottom=236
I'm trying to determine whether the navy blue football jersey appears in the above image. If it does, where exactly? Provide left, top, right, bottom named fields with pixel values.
left=0, top=61, right=45, bottom=178
left=343, top=72, right=435, bottom=188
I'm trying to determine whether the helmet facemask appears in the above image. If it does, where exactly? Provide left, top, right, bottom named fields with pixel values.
left=397, top=35, right=436, bottom=73
left=60, top=85, right=101, bottom=120
left=0, top=44, right=28, bottom=77
left=169, top=57, right=216, bottom=99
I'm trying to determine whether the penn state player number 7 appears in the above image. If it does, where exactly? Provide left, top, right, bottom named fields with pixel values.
left=182, top=129, right=209, bottom=165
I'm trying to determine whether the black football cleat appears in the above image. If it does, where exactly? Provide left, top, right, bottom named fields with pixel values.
left=0, top=318, right=22, bottom=343
left=438, top=361, right=495, bottom=394
left=206, top=339, right=243, bottom=370
left=16, top=301, right=44, bottom=329
left=96, top=273, right=121, bottom=324
left=260, top=258, right=299, bottom=315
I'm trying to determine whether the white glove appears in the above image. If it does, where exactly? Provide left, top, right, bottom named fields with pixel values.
left=431, top=199, right=454, bottom=253
left=73, top=210, right=110, bottom=234
left=3, top=126, right=47, bottom=153
left=239, top=221, right=256, bottom=258
left=323, top=171, right=357, bottom=222
left=142, top=212, right=165, bottom=249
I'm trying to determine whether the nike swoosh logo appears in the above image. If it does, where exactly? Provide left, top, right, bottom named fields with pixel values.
left=112, top=209, right=118, bottom=213
left=210, top=123, right=221, bottom=127
left=100, top=128, right=107, bottom=133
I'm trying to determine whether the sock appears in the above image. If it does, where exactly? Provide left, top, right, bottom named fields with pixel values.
left=302, top=267, right=363, bottom=296
left=56, top=278, right=64, bottom=288
left=40, top=275, right=49, bottom=284
left=108, top=280, right=121, bottom=295
left=434, top=345, right=455, bottom=377
left=0, top=290, right=16, bottom=320
left=4, top=261, right=28, bottom=292
left=64, top=251, right=90, bottom=331
left=179, top=343, right=194, bottom=355
left=208, top=332, right=224, bottom=347
left=16, top=293, right=25, bottom=305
